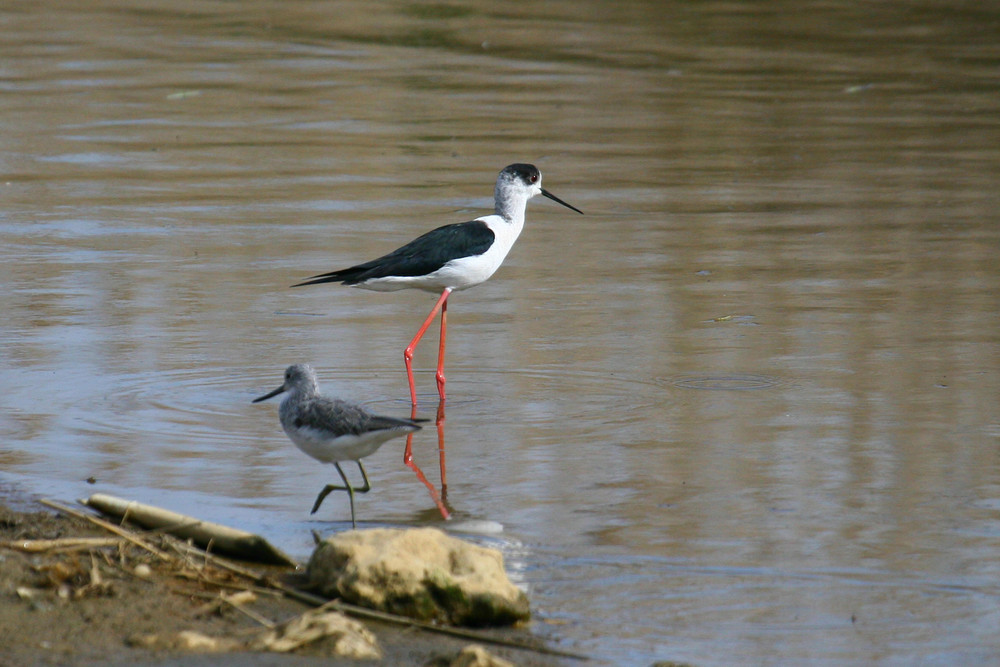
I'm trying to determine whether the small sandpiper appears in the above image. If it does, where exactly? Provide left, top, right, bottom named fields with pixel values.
left=253, top=364, right=423, bottom=528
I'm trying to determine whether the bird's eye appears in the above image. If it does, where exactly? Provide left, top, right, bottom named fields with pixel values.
left=530, top=173, right=539, bottom=183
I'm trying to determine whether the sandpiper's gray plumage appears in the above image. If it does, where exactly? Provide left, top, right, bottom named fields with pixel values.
left=291, top=164, right=582, bottom=406
left=253, top=364, right=422, bottom=528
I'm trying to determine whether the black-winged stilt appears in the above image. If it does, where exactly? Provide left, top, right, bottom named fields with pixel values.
left=292, top=163, right=582, bottom=405
left=252, top=364, right=423, bottom=528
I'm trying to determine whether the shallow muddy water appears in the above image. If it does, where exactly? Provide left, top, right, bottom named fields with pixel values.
left=3, top=1, right=1000, bottom=664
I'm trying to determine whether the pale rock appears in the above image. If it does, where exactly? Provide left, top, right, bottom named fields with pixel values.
left=448, top=643, right=516, bottom=667
left=127, top=610, right=379, bottom=659
left=308, top=527, right=530, bottom=627
left=175, top=631, right=239, bottom=652
left=127, top=631, right=240, bottom=652
left=251, top=608, right=380, bottom=659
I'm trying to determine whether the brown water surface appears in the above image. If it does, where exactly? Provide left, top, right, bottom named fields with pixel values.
left=3, top=1, right=1000, bottom=664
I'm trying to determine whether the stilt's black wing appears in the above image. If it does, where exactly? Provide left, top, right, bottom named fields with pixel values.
left=292, top=220, right=495, bottom=287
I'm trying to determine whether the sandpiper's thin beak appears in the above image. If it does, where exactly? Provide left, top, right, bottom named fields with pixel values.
left=541, top=188, right=583, bottom=215
left=252, top=384, right=287, bottom=403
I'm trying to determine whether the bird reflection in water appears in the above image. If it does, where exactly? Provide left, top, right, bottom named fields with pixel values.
left=403, top=399, right=450, bottom=521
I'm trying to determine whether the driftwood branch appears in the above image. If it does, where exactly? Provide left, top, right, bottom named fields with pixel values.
left=82, top=494, right=296, bottom=567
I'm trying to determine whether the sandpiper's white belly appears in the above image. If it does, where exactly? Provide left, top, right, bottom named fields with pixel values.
left=284, top=424, right=401, bottom=463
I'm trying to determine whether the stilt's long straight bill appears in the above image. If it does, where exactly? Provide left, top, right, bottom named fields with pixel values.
left=291, top=164, right=582, bottom=405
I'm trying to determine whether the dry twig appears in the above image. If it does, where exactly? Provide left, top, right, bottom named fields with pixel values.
left=1, top=537, right=122, bottom=553
left=39, top=499, right=172, bottom=561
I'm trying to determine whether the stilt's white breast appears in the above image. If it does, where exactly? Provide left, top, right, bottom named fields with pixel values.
left=435, top=214, right=523, bottom=290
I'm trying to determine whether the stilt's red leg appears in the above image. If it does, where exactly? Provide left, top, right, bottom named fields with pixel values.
left=403, top=400, right=450, bottom=520
left=400, top=288, right=452, bottom=520
left=403, top=403, right=418, bottom=464
left=436, top=399, right=448, bottom=497
left=403, top=288, right=452, bottom=406
left=436, top=296, right=448, bottom=401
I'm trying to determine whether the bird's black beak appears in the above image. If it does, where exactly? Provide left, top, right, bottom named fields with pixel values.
left=541, top=188, right=583, bottom=215
left=252, top=385, right=286, bottom=404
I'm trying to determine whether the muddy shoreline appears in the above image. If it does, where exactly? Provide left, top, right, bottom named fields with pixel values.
left=0, top=493, right=580, bottom=666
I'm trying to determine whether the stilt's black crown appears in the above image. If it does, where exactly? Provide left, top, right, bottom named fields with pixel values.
left=502, top=163, right=540, bottom=185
